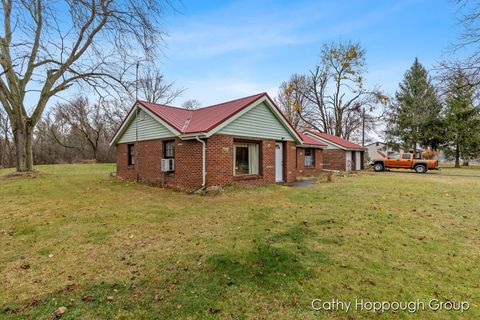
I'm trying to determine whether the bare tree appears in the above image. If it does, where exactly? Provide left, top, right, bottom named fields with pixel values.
left=0, top=0, right=171, bottom=172
left=292, top=42, right=388, bottom=139
left=181, top=99, right=201, bottom=110
left=446, top=1, right=480, bottom=87
left=56, top=97, right=109, bottom=161
left=0, top=107, right=14, bottom=167
left=136, top=67, right=183, bottom=104
left=275, top=74, right=311, bottom=130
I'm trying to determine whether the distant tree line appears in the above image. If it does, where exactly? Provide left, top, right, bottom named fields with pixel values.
left=0, top=68, right=187, bottom=168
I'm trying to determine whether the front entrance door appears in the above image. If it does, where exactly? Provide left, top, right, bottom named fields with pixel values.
left=275, top=142, right=284, bottom=182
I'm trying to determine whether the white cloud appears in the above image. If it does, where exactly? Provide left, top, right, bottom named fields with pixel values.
left=176, top=77, right=277, bottom=106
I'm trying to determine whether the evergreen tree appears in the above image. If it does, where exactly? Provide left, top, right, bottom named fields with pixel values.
left=442, top=70, right=480, bottom=167
left=387, top=58, right=443, bottom=152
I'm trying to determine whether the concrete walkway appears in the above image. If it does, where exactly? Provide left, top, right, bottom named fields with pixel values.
left=285, top=179, right=318, bottom=187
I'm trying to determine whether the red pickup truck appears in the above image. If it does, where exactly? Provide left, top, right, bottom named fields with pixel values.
left=371, top=153, right=439, bottom=173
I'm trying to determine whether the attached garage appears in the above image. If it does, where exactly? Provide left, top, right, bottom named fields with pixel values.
left=303, top=131, right=367, bottom=172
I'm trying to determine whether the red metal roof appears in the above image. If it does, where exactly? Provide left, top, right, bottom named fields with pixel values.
left=137, top=93, right=266, bottom=134
left=298, top=132, right=327, bottom=147
left=305, top=130, right=367, bottom=150
left=111, top=93, right=325, bottom=146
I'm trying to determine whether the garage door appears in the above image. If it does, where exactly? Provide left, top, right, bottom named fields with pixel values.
left=346, top=151, right=352, bottom=171
left=355, top=152, right=361, bottom=170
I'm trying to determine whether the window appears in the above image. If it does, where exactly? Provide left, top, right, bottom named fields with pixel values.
left=402, top=153, right=411, bottom=160
left=234, top=143, right=259, bottom=175
left=127, top=144, right=135, bottom=165
left=164, top=140, right=175, bottom=158
left=139, top=110, right=146, bottom=121
left=304, top=148, right=315, bottom=167
left=389, top=153, right=400, bottom=159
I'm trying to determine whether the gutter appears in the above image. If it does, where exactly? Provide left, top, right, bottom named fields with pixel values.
left=195, top=136, right=207, bottom=189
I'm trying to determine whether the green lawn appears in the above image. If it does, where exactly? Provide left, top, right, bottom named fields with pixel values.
left=439, top=163, right=480, bottom=174
left=0, top=164, right=479, bottom=319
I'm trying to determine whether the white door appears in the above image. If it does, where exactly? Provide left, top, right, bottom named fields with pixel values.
left=355, top=152, right=361, bottom=171
left=275, top=142, right=284, bottom=182
left=346, top=151, right=352, bottom=171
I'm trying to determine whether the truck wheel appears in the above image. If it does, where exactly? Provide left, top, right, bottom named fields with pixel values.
left=414, top=165, right=427, bottom=173
left=373, top=163, right=384, bottom=172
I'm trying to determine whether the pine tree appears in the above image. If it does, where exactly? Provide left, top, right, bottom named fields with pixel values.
left=443, top=70, right=480, bottom=167
left=388, top=58, right=443, bottom=153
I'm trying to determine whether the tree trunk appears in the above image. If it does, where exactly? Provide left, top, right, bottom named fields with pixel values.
left=454, top=144, right=460, bottom=168
left=13, top=121, right=34, bottom=172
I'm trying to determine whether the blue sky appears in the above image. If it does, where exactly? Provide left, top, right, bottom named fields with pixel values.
left=157, top=0, right=466, bottom=106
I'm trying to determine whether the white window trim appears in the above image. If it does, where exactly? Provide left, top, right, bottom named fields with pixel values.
left=233, top=142, right=260, bottom=176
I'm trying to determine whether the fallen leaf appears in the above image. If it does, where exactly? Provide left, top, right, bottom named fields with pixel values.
left=208, top=307, right=220, bottom=314
left=81, top=295, right=94, bottom=302
left=66, top=284, right=78, bottom=291
left=55, top=306, right=66, bottom=317
left=106, top=296, right=114, bottom=301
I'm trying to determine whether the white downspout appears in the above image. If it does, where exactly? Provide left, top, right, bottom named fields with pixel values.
left=195, top=136, right=206, bottom=188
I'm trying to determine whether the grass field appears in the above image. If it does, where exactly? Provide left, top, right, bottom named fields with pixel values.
left=0, top=164, right=479, bottom=319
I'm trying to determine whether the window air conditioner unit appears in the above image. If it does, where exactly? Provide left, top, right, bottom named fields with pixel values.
left=161, top=158, right=175, bottom=172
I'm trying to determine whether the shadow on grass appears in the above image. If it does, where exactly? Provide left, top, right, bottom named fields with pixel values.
left=2, top=225, right=329, bottom=319
left=207, top=241, right=310, bottom=289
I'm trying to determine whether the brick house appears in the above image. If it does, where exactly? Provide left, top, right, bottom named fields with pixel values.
left=303, top=131, right=367, bottom=171
left=110, top=93, right=326, bottom=191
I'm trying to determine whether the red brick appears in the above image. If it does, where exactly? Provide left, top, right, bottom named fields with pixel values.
left=116, top=134, right=326, bottom=190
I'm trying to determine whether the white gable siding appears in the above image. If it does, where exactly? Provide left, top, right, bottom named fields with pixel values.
left=118, top=110, right=174, bottom=143
left=218, top=102, right=295, bottom=141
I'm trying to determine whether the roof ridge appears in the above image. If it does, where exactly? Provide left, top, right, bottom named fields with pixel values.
left=137, top=100, right=187, bottom=111
left=193, top=92, right=266, bottom=111
left=138, top=93, right=266, bottom=112
left=181, top=111, right=194, bottom=133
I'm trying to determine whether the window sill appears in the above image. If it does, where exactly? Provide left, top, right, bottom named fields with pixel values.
left=234, top=174, right=262, bottom=181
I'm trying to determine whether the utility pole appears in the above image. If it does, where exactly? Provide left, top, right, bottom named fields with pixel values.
left=135, top=61, right=140, bottom=182
left=362, top=107, right=365, bottom=146
left=135, top=61, right=140, bottom=101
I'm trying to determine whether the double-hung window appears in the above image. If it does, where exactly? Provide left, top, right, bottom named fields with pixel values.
left=304, top=148, right=315, bottom=167
left=127, top=144, right=135, bottom=165
left=234, top=142, right=260, bottom=176
left=164, top=140, right=175, bottom=158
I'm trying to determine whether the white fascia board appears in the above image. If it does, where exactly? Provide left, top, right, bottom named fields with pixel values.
left=110, top=103, right=181, bottom=146
left=205, top=97, right=267, bottom=138
left=297, top=144, right=325, bottom=149
left=180, top=133, right=208, bottom=140
left=206, top=95, right=303, bottom=143
left=263, top=97, right=303, bottom=143
left=139, top=105, right=182, bottom=137
left=304, top=132, right=346, bottom=150
left=109, top=105, right=137, bottom=146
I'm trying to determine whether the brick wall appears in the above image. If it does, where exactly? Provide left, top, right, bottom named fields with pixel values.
left=323, top=149, right=347, bottom=171
left=285, top=141, right=297, bottom=183
left=296, top=147, right=324, bottom=177
left=206, top=135, right=278, bottom=186
left=116, top=137, right=203, bottom=190
left=116, top=134, right=326, bottom=190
